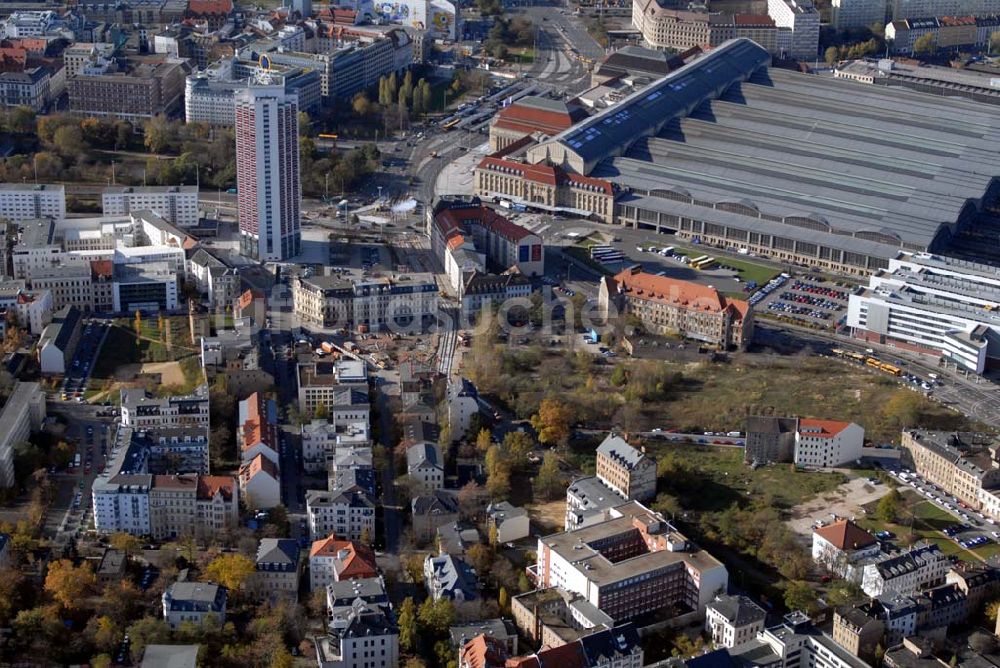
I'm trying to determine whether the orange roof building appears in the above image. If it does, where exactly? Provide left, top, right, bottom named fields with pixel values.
left=489, top=96, right=588, bottom=152
left=598, top=266, right=753, bottom=350
left=308, top=535, right=378, bottom=590
left=239, top=453, right=281, bottom=510
left=812, top=519, right=881, bottom=580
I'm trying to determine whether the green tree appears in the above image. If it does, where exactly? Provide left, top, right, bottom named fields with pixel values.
left=784, top=580, right=819, bottom=614
left=498, top=586, right=510, bottom=613
left=398, top=597, right=418, bottom=652
left=534, top=451, right=563, bottom=501
left=825, top=46, right=840, bottom=66
left=126, top=616, right=171, bottom=660
left=610, top=364, right=628, bottom=387
left=53, top=124, right=85, bottom=159
left=503, top=431, right=534, bottom=462
left=913, top=33, right=936, bottom=55
left=485, top=444, right=512, bottom=499
left=876, top=488, right=901, bottom=523
left=421, top=80, right=433, bottom=114
left=143, top=115, right=178, bottom=153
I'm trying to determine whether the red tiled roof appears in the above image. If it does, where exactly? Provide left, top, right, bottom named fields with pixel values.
left=734, top=13, right=774, bottom=25
left=309, top=536, right=378, bottom=579
left=494, top=100, right=585, bottom=138
left=187, top=0, right=232, bottom=15
left=198, top=475, right=236, bottom=501
left=798, top=418, right=853, bottom=438
left=611, top=268, right=745, bottom=314
left=477, top=157, right=613, bottom=196
left=813, top=519, right=876, bottom=551
left=939, top=14, right=976, bottom=25
left=461, top=635, right=509, bottom=668
left=434, top=203, right=537, bottom=243
left=240, top=453, right=279, bottom=482
left=90, top=260, right=113, bottom=279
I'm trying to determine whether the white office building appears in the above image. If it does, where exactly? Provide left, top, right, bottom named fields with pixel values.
left=847, top=252, right=1000, bottom=375
left=0, top=184, right=65, bottom=222
left=102, top=187, right=199, bottom=228
left=235, top=73, right=302, bottom=261
left=831, top=0, right=886, bottom=29
left=768, top=0, right=820, bottom=59
left=793, top=419, right=865, bottom=468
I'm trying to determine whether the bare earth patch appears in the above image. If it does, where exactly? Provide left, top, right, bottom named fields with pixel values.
left=787, top=476, right=890, bottom=539
left=140, top=361, right=185, bottom=386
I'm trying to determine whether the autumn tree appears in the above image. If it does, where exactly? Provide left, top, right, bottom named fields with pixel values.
left=825, top=46, right=840, bottom=66
left=44, top=559, right=96, bottom=610
left=398, top=597, right=418, bottom=652
left=109, top=532, right=142, bottom=559
left=913, top=33, right=936, bottom=55
left=476, top=428, right=494, bottom=454
left=203, top=553, right=255, bottom=592
left=418, top=597, right=455, bottom=635
left=353, top=92, right=374, bottom=116
left=467, top=543, right=495, bottom=574
left=126, top=616, right=171, bottom=660
left=485, top=444, right=512, bottom=499
left=498, top=586, right=510, bottom=613
left=503, top=431, right=534, bottom=463
left=530, top=397, right=573, bottom=447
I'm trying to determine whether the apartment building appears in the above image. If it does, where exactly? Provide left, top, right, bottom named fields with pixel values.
left=631, top=1, right=779, bottom=54
left=430, top=197, right=545, bottom=291
left=93, top=471, right=238, bottom=540
left=185, top=58, right=321, bottom=126
left=727, top=612, right=871, bottom=668
left=162, top=581, right=227, bottom=629
left=0, top=382, right=46, bottom=488
left=901, top=430, right=1000, bottom=512
left=120, top=386, right=210, bottom=430
left=0, top=184, right=65, bottom=222
left=794, top=419, right=865, bottom=468
left=315, top=600, right=399, bottom=668
left=0, top=67, right=51, bottom=111
left=238, top=392, right=279, bottom=466
left=848, top=252, right=1000, bottom=374
left=461, top=623, right=642, bottom=668
left=296, top=357, right=369, bottom=417
left=28, top=266, right=95, bottom=311
left=533, top=501, right=728, bottom=621
left=292, top=273, right=439, bottom=333
left=599, top=267, right=753, bottom=350
left=861, top=544, right=950, bottom=597
left=594, top=434, right=657, bottom=502
left=68, top=55, right=191, bottom=121
left=309, top=535, right=378, bottom=591
left=767, top=0, right=820, bottom=58
left=37, top=305, right=82, bottom=375
left=831, top=0, right=887, bottom=28
left=301, top=420, right=371, bottom=474
left=306, top=488, right=376, bottom=542
left=102, top=186, right=199, bottom=228
left=239, top=454, right=281, bottom=510
left=511, top=588, right=614, bottom=648
left=139, top=426, right=211, bottom=475
left=412, top=491, right=460, bottom=543
left=251, top=538, right=301, bottom=604
left=425, top=554, right=479, bottom=602
left=705, top=594, right=767, bottom=651
left=812, top=520, right=882, bottom=583
left=406, top=441, right=444, bottom=493
left=64, top=42, right=115, bottom=77
left=447, top=378, right=480, bottom=444
left=239, top=26, right=411, bottom=104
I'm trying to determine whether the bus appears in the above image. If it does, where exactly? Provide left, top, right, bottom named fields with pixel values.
left=696, top=257, right=716, bottom=270
left=690, top=255, right=709, bottom=266
left=317, top=133, right=338, bottom=147
left=878, top=362, right=902, bottom=376
left=442, top=118, right=461, bottom=131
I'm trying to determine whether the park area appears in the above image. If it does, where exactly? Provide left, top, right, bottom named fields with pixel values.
left=857, top=489, right=1000, bottom=563
left=89, top=315, right=204, bottom=400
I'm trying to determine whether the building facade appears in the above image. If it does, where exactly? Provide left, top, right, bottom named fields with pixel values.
left=599, top=267, right=753, bottom=350
left=102, top=186, right=199, bottom=228
left=292, top=274, right=439, bottom=332
left=235, top=77, right=301, bottom=262
left=901, top=430, right=1000, bottom=512
left=306, top=488, right=376, bottom=542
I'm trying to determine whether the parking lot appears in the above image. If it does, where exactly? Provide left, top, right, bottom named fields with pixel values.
left=60, top=320, right=108, bottom=401
left=756, top=277, right=852, bottom=328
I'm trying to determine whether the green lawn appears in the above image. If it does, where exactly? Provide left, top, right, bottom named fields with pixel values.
left=629, top=442, right=848, bottom=512
left=859, top=494, right=997, bottom=563
left=670, top=246, right=779, bottom=285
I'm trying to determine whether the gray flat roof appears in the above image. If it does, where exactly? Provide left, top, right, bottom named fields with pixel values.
left=594, top=65, right=1000, bottom=254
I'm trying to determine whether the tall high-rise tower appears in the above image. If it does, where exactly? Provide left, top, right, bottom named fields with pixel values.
left=235, top=65, right=301, bottom=262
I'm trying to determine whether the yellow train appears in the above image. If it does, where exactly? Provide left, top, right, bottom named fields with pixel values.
left=833, top=348, right=901, bottom=376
